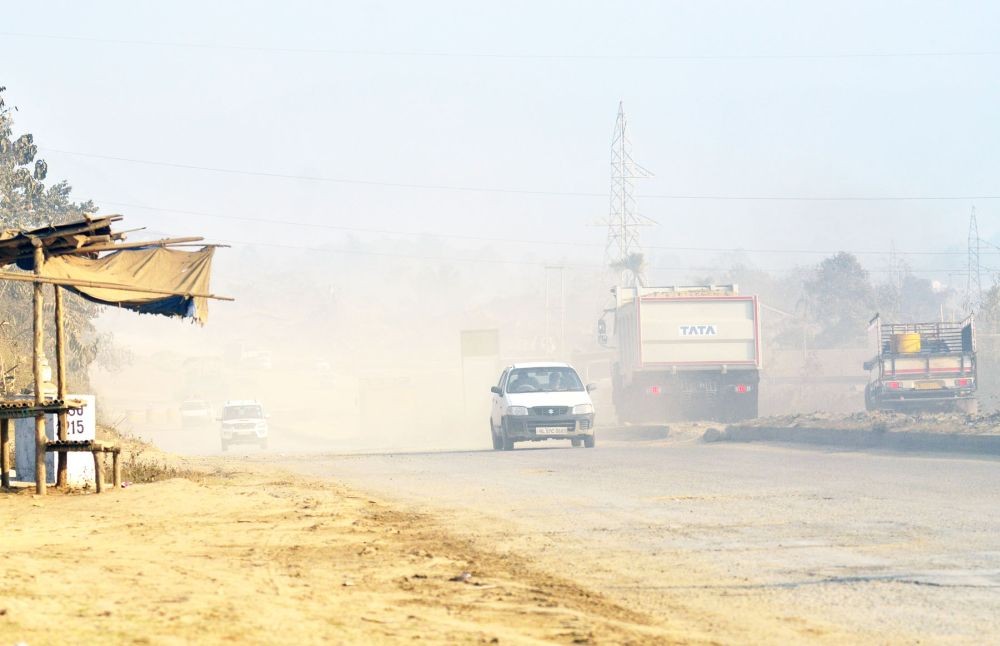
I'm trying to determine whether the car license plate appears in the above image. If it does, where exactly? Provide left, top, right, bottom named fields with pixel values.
left=916, top=381, right=943, bottom=390
left=535, top=427, right=565, bottom=435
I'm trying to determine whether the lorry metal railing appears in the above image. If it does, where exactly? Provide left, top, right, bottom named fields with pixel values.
left=871, top=315, right=974, bottom=356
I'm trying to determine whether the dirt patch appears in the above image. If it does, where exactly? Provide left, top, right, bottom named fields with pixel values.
left=737, top=411, right=1000, bottom=436
left=717, top=412, right=1000, bottom=455
left=0, top=465, right=678, bottom=644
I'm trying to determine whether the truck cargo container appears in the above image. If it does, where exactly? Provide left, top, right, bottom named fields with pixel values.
left=864, top=314, right=977, bottom=414
left=601, top=285, right=762, bottom=423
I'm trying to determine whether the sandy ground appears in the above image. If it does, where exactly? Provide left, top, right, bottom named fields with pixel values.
left=0, top=463, right=684, bottom=645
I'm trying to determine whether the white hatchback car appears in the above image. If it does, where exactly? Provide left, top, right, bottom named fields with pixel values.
left=490, top=362, right=596, bottom=451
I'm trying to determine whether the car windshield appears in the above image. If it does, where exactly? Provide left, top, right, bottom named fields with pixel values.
left=505, top=368, right=583, bottom=393
left=223, top=405, right=263, bottom=420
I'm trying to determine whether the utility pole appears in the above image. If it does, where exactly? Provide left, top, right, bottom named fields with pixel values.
left=966, top=206, right=983, bottom=315
left=544, top=265, right=565, bottom=357
left=602, top=102, right=654, bottom=286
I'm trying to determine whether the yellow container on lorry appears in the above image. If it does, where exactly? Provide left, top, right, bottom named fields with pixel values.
left=893, top=332, right=922, bottom=354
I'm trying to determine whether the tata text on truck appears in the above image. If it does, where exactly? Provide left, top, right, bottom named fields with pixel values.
left=864, top=314, right=977, bottom=414
left=601, top=285, right=762, bottom=423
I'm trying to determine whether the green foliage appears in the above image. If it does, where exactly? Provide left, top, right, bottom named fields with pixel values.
left=875, top=270, right=952, bottom=323
left=0, top=87, right=104, bottom=393
left=978, top=278, right=1000, bottom=334
left=610, top=252, right=646, bottom=286
left=802, top=252, right=875, bottom=348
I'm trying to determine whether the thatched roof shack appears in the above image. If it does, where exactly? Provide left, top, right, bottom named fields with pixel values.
left=0, top=215, right=230, bottom=494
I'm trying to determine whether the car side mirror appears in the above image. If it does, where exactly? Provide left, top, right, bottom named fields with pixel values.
left=586, top=383, right=597, bottom=392
left=490, top=386, right=502, bottom=395
left=863, top=360, right=875, bottom=371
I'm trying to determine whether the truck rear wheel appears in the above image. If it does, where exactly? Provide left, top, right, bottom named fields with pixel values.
left=864, top=385, right=876, bottom=412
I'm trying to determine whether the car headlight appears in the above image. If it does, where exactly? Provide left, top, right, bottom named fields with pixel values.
left=508, top=406, right=529, bottom=416
left=573, top=404, right=594, bottom=415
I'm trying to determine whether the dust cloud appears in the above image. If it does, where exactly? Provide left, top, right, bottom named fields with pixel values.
left=90, top=238, right=612, bottom=454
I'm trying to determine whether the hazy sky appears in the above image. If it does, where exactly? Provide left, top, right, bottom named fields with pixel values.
left=3, top=0, right=999, bottom=282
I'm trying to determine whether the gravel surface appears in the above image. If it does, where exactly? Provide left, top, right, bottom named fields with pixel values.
left=275, top=439, right=1000, bottom=643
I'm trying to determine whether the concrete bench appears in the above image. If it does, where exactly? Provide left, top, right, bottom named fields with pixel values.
left=44, top=440, right=121, bottom=493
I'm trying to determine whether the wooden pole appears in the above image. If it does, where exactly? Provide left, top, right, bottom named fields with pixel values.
left=92, top=452, right=103, bottom=494
left=55, top=286, right=68, bottom=488
left=32, top=243, right=46, bottom=495
left=112, top=451, right=121, bottom=490
left=0, top=270, right=233, bottom=301
left=72, top=236, right=204, bottom=254
left=1, top=418, right=9, bottom=489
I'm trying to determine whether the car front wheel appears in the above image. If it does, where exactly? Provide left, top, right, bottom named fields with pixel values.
left=583, top=434, right=596, bottom=449
left=500, top=420, right=515, bottom=451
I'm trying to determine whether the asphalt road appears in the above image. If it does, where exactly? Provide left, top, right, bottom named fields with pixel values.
left=273, top=437, right=1000, bottom=643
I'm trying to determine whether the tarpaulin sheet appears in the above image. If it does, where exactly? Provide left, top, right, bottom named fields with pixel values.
left=40, top=246, right=215, bottom=323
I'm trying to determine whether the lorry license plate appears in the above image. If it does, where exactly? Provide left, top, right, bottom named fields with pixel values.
left=535, top=427, right=565, bottom=435
left=916, top=381, right=943, bottom=390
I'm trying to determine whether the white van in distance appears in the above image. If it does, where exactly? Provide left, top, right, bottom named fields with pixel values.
left=219, top=400, right=269, bottom=451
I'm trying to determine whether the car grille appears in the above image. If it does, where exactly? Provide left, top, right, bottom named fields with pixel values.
left=529, top=406, right=569, bottom=416
left=579, top=419, right=592, bottom=430
left=234, top=422, right=256, bottom=430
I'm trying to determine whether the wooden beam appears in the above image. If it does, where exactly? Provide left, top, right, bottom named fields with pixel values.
left=32, top=244, right=46, bottom=495
left=70, top=236, right=205, bottom=255
left=0, top=270, right=234, bottom=302
left=55, top=285, right=68, bottom=488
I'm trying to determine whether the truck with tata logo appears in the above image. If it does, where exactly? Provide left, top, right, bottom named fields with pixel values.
left=863, top=314, right=977, bottom=414
left=600, top=285, right=762, bottom=423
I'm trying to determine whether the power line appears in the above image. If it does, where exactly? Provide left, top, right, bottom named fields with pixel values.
left=43, top=148, right=603, bottom=198
left=44, top=148, right=1000, bottom=202
left=213, top=236, right=967, bottom=275
left=3, top=31, right=999, bottom=62
left=101, top=198, right=993, bottom=258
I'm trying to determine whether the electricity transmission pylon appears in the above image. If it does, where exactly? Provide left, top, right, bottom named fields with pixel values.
left=602, top=101, right=654, bottom=286
left=966, top=206, right=982, bottom=315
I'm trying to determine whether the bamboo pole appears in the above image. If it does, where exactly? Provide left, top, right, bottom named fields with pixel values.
left=55, top=285, right=68, bottom=488
left=92, top=452, right=103, bottom=494
left=32, top=243, right=46, bottom=495
left=112, top=451, right=121, bottom=490
left=1, top=418, right=9, bottom=489
left=0, top=270, right=234, bottom=301
left=72, top=236, right=204, bottom=254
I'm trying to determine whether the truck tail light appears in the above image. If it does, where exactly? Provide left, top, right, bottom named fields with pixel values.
left=735, top=384, right=749, bottom=394
left=647, top=386, right=661, bottom=395
left=887, top=381, right=901, bottom=390
left=956, top=378, right=971, bottom=387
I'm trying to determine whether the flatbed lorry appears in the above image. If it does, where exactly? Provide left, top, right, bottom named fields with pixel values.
left=864, top=314, right=977, bottom=414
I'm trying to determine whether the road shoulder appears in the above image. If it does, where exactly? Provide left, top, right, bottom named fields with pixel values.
left=0, top=464, right=676, bottom=644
